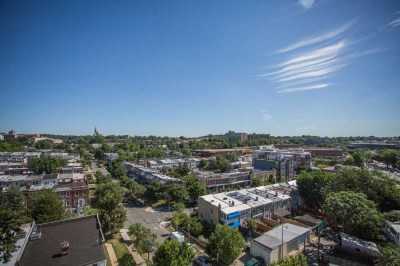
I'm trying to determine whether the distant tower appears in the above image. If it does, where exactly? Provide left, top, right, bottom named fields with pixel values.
left=94, top=127, right=100, bottom=136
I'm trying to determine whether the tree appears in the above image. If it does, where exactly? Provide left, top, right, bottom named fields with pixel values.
left=206, top=224, right=245, bottom=266
left=297, top=171, right=334, bottom=210
left=183, top=174, right=206, bottom=203
left=378, top=244, right=400, bottom=266
left=34, top=139, right=54, bottom=149
left=118, top=253, right=136, bottom=266
left=330, top=168, right=400, bottom=212
left=122, top=178, right=146, bottom=201
left=94, top=182, right=126, bottom=234
left=323, top=191, right=383, bottom=241
left=246, top=218, right=257, bottom=239
left=31, top=189, right=65, bottom=223
left=270, top=254, right=308, bottom=266
left=381, top=149, right=399, bottom=169
left=153, top=239, right=195, bottom=266
left=0, top=187, right=26, bottom=263
left=165, top=184, right=189, bottom=204
left=128, top=223, right=156, bottom=258
left=28, top=156, right=67, bottom=174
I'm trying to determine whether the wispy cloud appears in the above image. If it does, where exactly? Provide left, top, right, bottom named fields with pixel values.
left=276, top=21, right=354, bottom=54
left=388, top=18, right=400, bottom=28
left=298, top=0, right=315, bottom=10
left=278, top=83, right=329, bottom=94
left=259, top=19, right=384, bottom=94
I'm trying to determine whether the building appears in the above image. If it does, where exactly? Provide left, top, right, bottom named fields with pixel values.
left=254, top=147, right=311, bottom=171
left=304, top=147, right=344, bottom=158
left=0, top=173, right=89, bottom=211
left=253, top=157, right=294, bottom=182
left=385, top=221, right=400, bottom=246
left=194, top=169, right=251, bottom=192
left=193, top=148, right=253, bottom=157
left=16, top=215, right=107, bottom=266
left=124, top=162, right=180, bottom=184
left=198, top=183, right=297, bottom=228
left=250, top=223, right=311, bottom=265
left=348, top=142, right=400, bottom=150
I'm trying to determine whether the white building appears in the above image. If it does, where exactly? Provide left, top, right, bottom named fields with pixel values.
left=250, top=223, right=310, bottom=265
left=198, top=183, right=296, bottom=228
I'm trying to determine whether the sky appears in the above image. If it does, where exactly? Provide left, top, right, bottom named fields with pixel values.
left=1, top=0, right=400, bottom=137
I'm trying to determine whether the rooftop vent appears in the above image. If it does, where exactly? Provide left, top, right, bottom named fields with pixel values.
left=60, top=240, right=70, bottom=256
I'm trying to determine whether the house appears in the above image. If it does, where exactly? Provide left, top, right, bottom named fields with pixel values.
left=16, top=215, right=107, bottom=266
left=250, top=223, right=311, bottom=265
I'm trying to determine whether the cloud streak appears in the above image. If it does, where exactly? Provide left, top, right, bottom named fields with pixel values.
left=298, top=0, right=315, bottom=10
left=259, top=18, right=383, bottom=94
left=278, top=83, right=329, bottom=93
left=276, top=21, right=354, bottom=54
left=388, top=18, right=400, bottom=28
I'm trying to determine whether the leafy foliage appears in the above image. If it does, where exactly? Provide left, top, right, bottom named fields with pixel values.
left=378, top=244, right=400, bottom=266
left=128, top=223, right=156, bottom=256
left=206, top=224, right=245, bottom=266
left=28, top=156, right=67, bottom=174
left=297, top=170, right=334, bottom=210
left=323, top=191, right=383, bottom=240
left=31, top=189, right=65, bottom=223
left=270, top=254, right=308, bottom=266
left=94, top=182, right=126, bottom=234
left=153, top=239, right=195, bottom=266
left=0, top=187, right=26, bottom=263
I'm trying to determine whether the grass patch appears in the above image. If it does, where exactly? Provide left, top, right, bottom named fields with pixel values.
left=109, top=235, right=130, bottom=261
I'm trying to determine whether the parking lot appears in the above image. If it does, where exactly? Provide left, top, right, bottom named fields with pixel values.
left=124, top=202, right=173, bottom=243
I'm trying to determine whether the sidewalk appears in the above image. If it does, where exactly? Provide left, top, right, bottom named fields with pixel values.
left=105, top=243, right=118, bottom=266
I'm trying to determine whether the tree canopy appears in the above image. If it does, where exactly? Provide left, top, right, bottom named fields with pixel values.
left=94, top=182, right=126, bottom=234
left=323, top=191, right=383, bottom=241
left=206, top=224, right=245, bottom=266
left=31, top=189, right=65, bottom=223
left=28, top=156, right=67, bottom=174
left=153, top=239, right=195, bottom=266
left=0, top=187, right=26, bottom=263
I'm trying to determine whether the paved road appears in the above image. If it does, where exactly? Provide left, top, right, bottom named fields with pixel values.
left=124, top=203, right=173, bottom=243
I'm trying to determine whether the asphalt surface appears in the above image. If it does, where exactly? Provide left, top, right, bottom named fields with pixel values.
left=124, top=202, right=173, bottom=243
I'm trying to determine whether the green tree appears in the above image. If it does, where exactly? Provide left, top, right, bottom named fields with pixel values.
left=118, top=253, right=136, bottom=266
left=34, top=139, right=54, bottom=149
left=0, top=187, right=26, bottom=263
left=323, top=191, right=383, bottom=240
left=381, top=149, right=399, bottom=169
left=183, top=174, right=206, bottom=203
left=165, top=184, right=189, bottom=204
left=246, top=218, right=257, bottom=239
left=94, top=182, right=126, bottom=234
left=297, top=171, right=334, bottom=210
left=270, top=254, right=308, bottom=266
left=378, top=244, right=400, bottom=266
left=206, top=224, right=245, bottom=266
left=128, top=223, right=156, bottom=258
left=28, top=156, right=67, bottom=174
left=330, top=168, right=400, bottom=212
left=153, top=239, right=195, bottom=266
left=31, top=189, right=65, bottom=223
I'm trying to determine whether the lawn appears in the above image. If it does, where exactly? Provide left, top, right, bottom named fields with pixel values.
left=109, top=235, right=130, bottom=261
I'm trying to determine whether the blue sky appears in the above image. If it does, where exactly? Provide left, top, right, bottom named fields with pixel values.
left=1, top=0, right=399, bottom=137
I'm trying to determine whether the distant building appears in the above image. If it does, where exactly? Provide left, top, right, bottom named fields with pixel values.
left=0, top=173, right=89, bottom=211
left=250, top=223, right=311, bottom=265
left=124, top=162, right=181, bottom=184
left=193, top=148, right=253, bottom=157
left=304, top=147, right=344, bottom=158
left=194, top=169, right=251, bottom=192
left=16, top=215, right=106, bottom=266
left=198, top=183, right=297, bottom=228
left=348, top=142, right=400, bottom=150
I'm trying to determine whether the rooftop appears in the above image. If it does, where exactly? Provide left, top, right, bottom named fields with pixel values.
left=18, top=215, right=106, bottom=266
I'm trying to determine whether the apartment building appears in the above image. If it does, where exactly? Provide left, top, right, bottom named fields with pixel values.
left=194, top=169, right=251, bottom=192
left=124, top=161, right=180, bottom=184
left=198, top=183, right=298, bottom=228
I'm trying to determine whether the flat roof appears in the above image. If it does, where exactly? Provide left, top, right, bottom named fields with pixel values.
left=18, top=215, right=105, bottom=266
left=254, top=223, right=310, bottom=250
